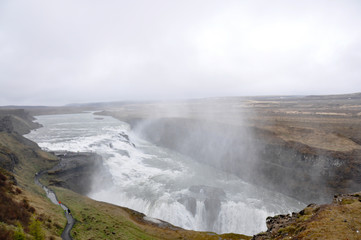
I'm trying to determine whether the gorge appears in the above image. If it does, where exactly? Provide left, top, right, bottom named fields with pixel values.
left=1, top=93, right=361, bottom=239
left=25, top=112, right=304, bottom=235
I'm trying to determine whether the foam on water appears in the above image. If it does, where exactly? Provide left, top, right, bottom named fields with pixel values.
left=26, top=112, right=305, bottom=235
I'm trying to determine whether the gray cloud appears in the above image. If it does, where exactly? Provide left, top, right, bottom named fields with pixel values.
left=1, top=0, right=361, bottom=105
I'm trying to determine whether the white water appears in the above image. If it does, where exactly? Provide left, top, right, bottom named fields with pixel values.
left=26, top=112, right=304, bottom=235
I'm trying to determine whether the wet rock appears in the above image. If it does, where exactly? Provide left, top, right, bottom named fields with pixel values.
left=188, top=185, right=226, bottom=229
left=119, top=132, right=136, bottom=148
left=189, top=185, right=226, bottom=198
left=178, top=196, right=197, bottom=216
left=118, top=149, right=130, bottom=157
left=47, top=152, right=113, bottom=195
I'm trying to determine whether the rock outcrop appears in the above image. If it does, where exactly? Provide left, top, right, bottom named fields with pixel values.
left=0, top=145, right=19, bottom=172
left=252, top=192, right=361, bottom=239
left=46, top=151, right=113, bottom=195
left=0, top=109, right=45, bottom=172
left=0, top=109, right=42, bottom=135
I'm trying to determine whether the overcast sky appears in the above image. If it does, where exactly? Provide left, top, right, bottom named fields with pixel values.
left=1, top=0, right=361, bottom=105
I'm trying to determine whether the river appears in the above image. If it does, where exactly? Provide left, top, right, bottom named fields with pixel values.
left=25, top=112, right=304, bottom=235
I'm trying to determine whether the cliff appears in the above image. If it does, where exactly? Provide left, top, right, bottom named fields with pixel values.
left=94, top=94, right=361, bottom=204
left=45, top=151, right=113, bottom=195
left=128, top=118, right=360, bottom=203
left=0, top=109, right=42, bottom=135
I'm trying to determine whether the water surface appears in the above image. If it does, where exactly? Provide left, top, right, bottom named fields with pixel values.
left=26, top=112, right=304, bottom=235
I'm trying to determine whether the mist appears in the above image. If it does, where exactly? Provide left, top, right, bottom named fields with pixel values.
left=122, top=98, right=350, bottom=205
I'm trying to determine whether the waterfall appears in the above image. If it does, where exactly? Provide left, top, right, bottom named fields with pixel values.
left=26, top=112, right=305, bottom=235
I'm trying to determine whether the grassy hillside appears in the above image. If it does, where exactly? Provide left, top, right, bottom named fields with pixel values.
left=253, top=192, right=361, bottom=240
left=53, top=187, right=251, bottom=240
left=0, top=132, right=66, bottom=240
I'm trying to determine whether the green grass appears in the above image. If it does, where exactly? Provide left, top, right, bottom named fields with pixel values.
left=53, top=186, right=251, bottom=240
left=0, top=132, right=66, bottom=239
left=54, top=187, right=169, bottom=240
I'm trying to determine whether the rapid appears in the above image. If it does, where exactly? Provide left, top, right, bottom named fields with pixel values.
left=26, top=112, right=304, bottom=235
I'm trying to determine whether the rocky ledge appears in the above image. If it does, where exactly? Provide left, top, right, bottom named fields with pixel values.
left=252, top=192, right=361, bottom=239
left=45, top=151, right=113, bottom=195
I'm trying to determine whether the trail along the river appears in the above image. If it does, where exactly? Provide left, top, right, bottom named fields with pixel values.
left=35, top=171, right=75, bottom=240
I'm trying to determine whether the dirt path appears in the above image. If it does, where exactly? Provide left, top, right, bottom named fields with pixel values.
left=35, top=171, right=75, bottom=240
left=60, top=203, right=75, bottom=240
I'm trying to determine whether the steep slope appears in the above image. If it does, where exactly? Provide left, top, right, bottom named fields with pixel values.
left=0, top=109, right=42, bottom=134
left=252, top=192, right=361, bottom=240
left=0, top=131, right=66, bottom=239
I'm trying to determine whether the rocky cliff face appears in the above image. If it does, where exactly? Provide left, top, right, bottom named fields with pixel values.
left=45, top=151, right=113, bottom=195
left=0, top=109, right=42, bottom=135
left=0, top=145, right=19, bottom=172
left=130, top=118, right=361, bottom=203
left=0, top=116, right=14, bottom=133
left=0, top=109, right=44, bottom=173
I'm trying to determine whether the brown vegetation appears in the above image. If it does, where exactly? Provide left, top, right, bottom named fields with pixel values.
left=0, top=169, right=51, bottom=240
left=252, top=192, right=361, bottom=240
left=0, top=131, right=65, bottom=239
left=0, top=170, right=32, bottom=228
